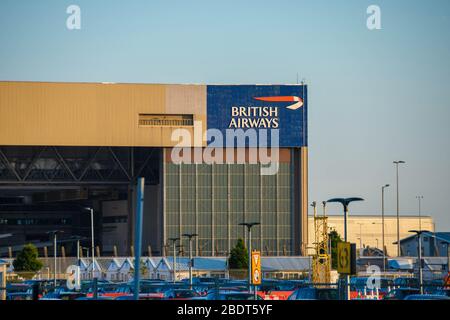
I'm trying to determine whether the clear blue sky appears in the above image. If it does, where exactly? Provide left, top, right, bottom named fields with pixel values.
left=1, top=0, right=449, bottom=230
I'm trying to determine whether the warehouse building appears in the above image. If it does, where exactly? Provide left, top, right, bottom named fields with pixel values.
left=0, top=81, right=308, bottom=257
left=307, top=214, right=434, bottom=257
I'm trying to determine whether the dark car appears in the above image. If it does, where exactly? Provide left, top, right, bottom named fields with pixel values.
left=383, top=288, right=420, bottom=300
left=287, top=287, right=339, bottom=300
left=202, top=291, right=262, bottom=300
left=6, top=283, right=31, bottom=293
left=423, top=279, right=445, bottom=294
left=41, top=291, right=87, bottom=300
left=404, top=294, right=450, bottom=300
left=350, top=277, right=394, bottom=299
left=435, top=289, right=450, bottom=297
left=163, top=289, right=200, bottom=300
left=115, top=294, right=163, bottom=300
left=6, top=284, right=32, bottom=300
left=75, top=296, right=115, bottom=300
left=394, top=277, right=419, bottom=288
left=6, top=291, right=33, bottom=300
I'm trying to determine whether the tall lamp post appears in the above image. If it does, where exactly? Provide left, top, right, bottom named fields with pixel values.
left=356, top=223, right=364, bottom=249
left=239, top=222, right=260, bottom=292
left=133, top=177, right=145, bottom=300
left=183, top=233, right=198, bottom=289
left=381, top=184, right=390, bottom=271
left=83, top=207, right=95, bottom=280
left=408, top=230, right=429, bottom=294
left=70, top=235, right=87, bottom=268
left=327, top=197, right=364, bottom=300
left=393, top=161, right=406, bottom=256
left=416, top=196, right=423, bottom=231
left=168, top=237, right=180, bottom=283
left=46, top=230, right=64, bottom=288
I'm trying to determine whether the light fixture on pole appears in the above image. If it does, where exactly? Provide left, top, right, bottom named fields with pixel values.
left=182, top=233, right=198, bottom=289
left=133, top=177, right=145, bottom=300
left=46, top=230, right=64, bottom=288
left=327, top=197, right=364, bottom=300
left=381, top=184, right=390, bottom=272
left=393, top=161, right=406, bottom=256
left=416, top=196, right=423, bottom=231
left=239, top=222, right=260, bottom=293
left=356, top=223, right=364, bottom=249
left=408, top=230, right=430, bottom=295
left=69, top=235, right=87, bottom=268
left=168, top=237, right=180, bottom=283
left=83, top=207, right=95, bottom=280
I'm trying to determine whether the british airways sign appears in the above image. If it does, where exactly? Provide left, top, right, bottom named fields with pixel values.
left=206, top=85, right=308, bottom=147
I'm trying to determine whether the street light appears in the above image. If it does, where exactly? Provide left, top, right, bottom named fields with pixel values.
left=183, top=233, right=198, bottom=289
left=408, top=230, right=430, bottom=294
left=168, top=237, right=180, bottom=283
left=83, top=207, right=95, bottom=280
left=381, top=184, right=390, bottom=271
left=327, top=197, right=364, bottom=300
left=46, top=230, right=64, bottom=288
left=239, top=222, right=260, bottom=293
left=393, top=161, right=406, bottom=256
left=356, top=223, right=364, bottom=249
left=69, top=235, right=87, bottom=268
left=416, top=196, right=423, bottom=231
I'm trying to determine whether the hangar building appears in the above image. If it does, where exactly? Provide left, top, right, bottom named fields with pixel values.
left=0, top=81, right=308, bottom=257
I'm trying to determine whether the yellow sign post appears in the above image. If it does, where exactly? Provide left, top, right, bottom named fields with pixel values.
left=251, top=250, right=261, bottom=285
left=337, top=242, right=356, bottom=275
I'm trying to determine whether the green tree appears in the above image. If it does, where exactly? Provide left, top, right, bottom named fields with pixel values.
left=329, top=230, right=343, bottom=270
left=228, top=239, right=248, bottom=269
left=13, top=244, right=43, bottom=274
left=131, top=260, right=149, bottom=278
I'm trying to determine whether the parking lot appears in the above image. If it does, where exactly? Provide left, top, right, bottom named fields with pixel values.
left=3, top=274, right=450, bottom=301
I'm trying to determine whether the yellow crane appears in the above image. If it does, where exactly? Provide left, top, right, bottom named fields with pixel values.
left=311, top=201, right=331, bottom=284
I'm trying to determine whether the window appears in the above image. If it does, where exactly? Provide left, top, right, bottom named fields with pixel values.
left=139, top=114, right=194, bottom=127
left=103, top=216, right=128, bottom=224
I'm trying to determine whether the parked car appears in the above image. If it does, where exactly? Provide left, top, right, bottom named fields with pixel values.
left=394, top=277, right=419, bottom=288
left=75, top=296, right=115, bottom=300
left=6, top=284, right=33, bottom=300
left=115, top=294, right=163, bottom=300
left=423, top=279, right=445, bottom=294
left=383, top=288, right=420, bottom=300
left=163, top=289, right=200, bottom=300
left=350, top=277, right=394, bottom=299
left=6, top=290, right=33, bottom=300
left=287, top=287, right=339, bottom=300
left=41, top=291, right=87, bottom=300
left=404, top=294, right=450, bottom=300
left=435, top=288, right=450, bottom=297
left=258, top=280, right=299, bottom=300
left=201, top=291, right=262, bottom=300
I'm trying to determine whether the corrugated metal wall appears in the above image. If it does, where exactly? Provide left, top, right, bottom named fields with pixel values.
left=0, top=82, right=206, bottom=147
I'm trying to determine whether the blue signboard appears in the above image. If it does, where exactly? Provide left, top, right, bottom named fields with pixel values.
left=206, top=85, right=308, bottom=147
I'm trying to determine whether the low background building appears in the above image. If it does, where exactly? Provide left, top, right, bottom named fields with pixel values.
left=308, top=214, right=434, bottom=257
left=398, top=232, right=450, bottom=257
left=0, top=259, right=7, bottom=300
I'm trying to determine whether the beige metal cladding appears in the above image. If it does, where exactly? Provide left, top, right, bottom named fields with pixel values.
left=0, top=82, right=207, bottom=147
